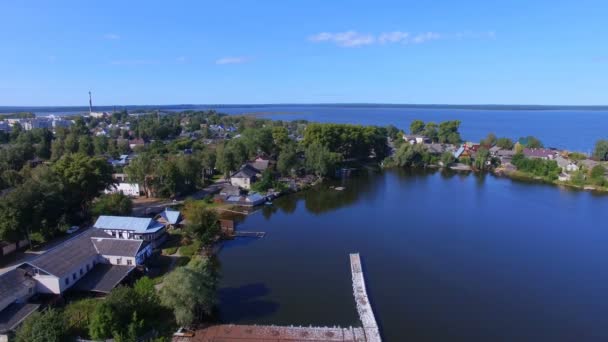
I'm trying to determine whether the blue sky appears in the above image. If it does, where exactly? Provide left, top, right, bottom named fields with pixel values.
left=1, top=0, right=607, bottom=106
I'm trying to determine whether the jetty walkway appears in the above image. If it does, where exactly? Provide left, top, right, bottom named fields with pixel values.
left=173, top=253, right=381, bottom=342
left=350, top=253, right=381, bottom=342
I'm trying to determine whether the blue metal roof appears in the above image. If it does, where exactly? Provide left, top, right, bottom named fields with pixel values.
left=94, top=216, right=165, bottom=234
left=160, top=209, right=181, bottom=225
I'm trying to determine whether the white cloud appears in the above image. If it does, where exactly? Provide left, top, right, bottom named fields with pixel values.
left=378, top=31, right=410, bottom=44
left=308, top=31, right=375, bottom=47
left=309, top=30, right=493, bottom=47
left=103, top=33, right=121, bottom=40
left=411, top=32, right=441, bottom=44
left=215, top=56, right=249, bottom=65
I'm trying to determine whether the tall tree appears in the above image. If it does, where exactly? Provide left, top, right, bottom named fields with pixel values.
left=52, top=153, right=113, bottom=211
left=593, top=140, right=608, bottom=161
left=159, top=259, right=218, bottom=327
left=409, top=120, right=425, bottom=135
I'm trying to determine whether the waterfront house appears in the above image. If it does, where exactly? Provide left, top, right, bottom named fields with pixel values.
left=523, top=148, right=557, bottom=160
left=156, top=208, right=183, bottom=229
left=555, top=155, right=579, bottom=173
left=230, top=164, right=259, bottom=190
left=453, top=145, right=465, bottom=159
left=248, top=156, right=271, bottom=172
left=94, top=215, right=167, bottom=248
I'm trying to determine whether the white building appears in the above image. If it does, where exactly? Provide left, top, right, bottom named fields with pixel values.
left=230, top=164, right=260, bottom=190
left=94, top=215, right=167, bottom=248
left=0, top=229, right=152, bottom=333
left=104, top=183, right=141, bottom=197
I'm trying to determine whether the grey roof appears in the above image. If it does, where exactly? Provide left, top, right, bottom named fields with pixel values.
left=0, top=267, right=35, bottom=305
left=249, top=159, right=269, bottom=172
left=219, top=184, right=241, bottom=196
left=28, top=229, right=106, bottom=278
left=231, top=164, right=258, bottom=179
left=94, top=216, right=165, bottom=234
left=72, top=264, right=135, bottom=293
left=0, top=303, right=40, bottom=333
left=91, top=238, right=144, bottom=257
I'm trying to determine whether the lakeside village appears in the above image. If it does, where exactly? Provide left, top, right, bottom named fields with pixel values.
left=0, top=108, right=608, bottom=341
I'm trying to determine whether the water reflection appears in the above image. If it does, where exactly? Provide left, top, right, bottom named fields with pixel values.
left=219, top=283, right=279, bottom=321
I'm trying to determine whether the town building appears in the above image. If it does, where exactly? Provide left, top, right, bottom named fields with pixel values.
left=104, top=183, right=141, bottom=197
left=0, top=229, right=152, bottom=334
left=93, top=215, right=167, bottom=248
left=230, top=164, right=260, bottom=190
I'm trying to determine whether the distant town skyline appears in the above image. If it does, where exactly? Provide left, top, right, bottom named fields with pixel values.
left=1, top=0, right=607, bottom=106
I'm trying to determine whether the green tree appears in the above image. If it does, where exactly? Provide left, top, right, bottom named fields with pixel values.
left=495, top=137, right=514, bottom=150
left=159, top=259, right=218, bottom=327
left=440, top=151, right=456, bottom=167
left=438, top=120, right=461, bottom=144
left=15, top=309, right=67, bottom=342
left=480, top=133, right=497, bottom=147
left=277, top=142, right=298, bottom=176
left=423, top=122, right=439, bottom=142
left=410, top=120, right=425, bottom=135
left=474, top=147, right=490, bottom=170
left=520, top=136, right=543, bottom=148
left=92, top=193, right=133, bottom=216
left=393, top=143, right=430, bottom=167
left=271, top=126, right=290, bottom=150
left=125, top=153, right=156, bottom=197
left=304, top=142, right=341, bottom=177
left=590, top=165, right=607, bottom=186
left=52, top=153, right=114, bottom=211
left=183, top=201, right=219, bottom=244
left=593, top=140, right=608, bottom=161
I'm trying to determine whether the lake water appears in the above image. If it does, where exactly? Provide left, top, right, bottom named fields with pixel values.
left=4, top=104, right=608, bottom=151
left=218, top=169, right=608, bottom=342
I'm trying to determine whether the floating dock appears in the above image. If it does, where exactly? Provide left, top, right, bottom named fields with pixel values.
left=233, top=231, right=266, bottom=238
left=350, top=253, right=382, bottom=342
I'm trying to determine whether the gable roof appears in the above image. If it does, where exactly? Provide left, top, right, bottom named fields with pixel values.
left=158, top=209, right=182, bottom=225
left=94, top=216, right=165, bottom=234
left=28, top=229, right=106, bottom=278
left=231, top=164, right=258, bottom=179
left=91, top=238, right=145, bottom=257
left=249, top=159, right=269, bottom=172
left=0, top=267, right=36, bottom=307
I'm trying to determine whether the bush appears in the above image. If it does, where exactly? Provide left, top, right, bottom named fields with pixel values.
left=15, top=309, right=67, bottom=342
left=179, top=240, right=201, bottom=257
left=64, top=298, right=101, bottom=338
left=511, top=153, right=560, bottom=181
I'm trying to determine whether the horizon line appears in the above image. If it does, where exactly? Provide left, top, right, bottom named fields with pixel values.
left=2, top=102, right=608, bottom=109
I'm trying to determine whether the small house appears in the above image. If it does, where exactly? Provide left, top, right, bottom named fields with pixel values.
left=230, top=164, right=259, bottom=190
left=156, top=209, right=183, bottom=229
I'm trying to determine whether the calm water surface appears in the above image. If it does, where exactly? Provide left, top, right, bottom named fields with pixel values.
left=218, top=170, right=608, bottom=341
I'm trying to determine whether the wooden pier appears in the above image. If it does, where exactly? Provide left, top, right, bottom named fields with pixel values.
left=350, top=253, right=382, bottom=342
left=233, top=231, right=266, bottom=238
